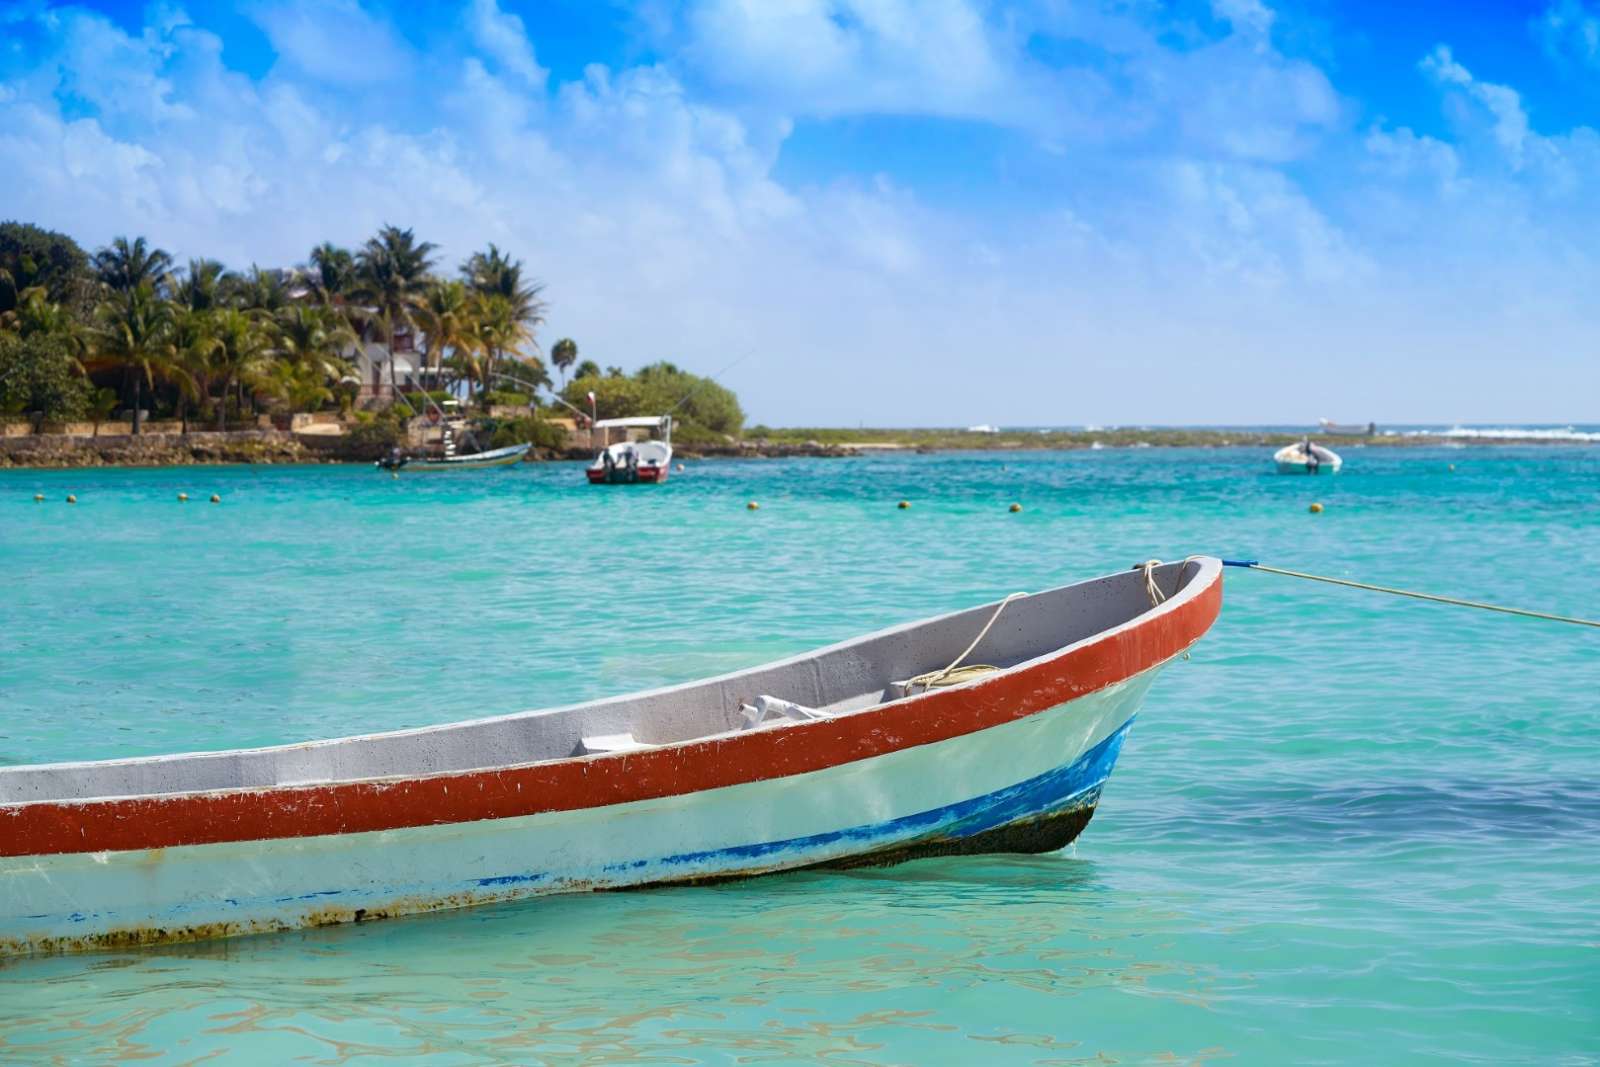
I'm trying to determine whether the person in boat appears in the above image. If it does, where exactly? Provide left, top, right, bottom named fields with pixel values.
left=1303, top=437, right=1320, bottom=472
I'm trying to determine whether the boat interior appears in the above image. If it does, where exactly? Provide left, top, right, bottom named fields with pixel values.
left=0, top=560, right=1216, bottom=805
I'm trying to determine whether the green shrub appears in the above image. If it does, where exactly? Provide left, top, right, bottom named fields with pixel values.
left=346, top=408, right=406, bottom=449
left=480, top=414, right=569, bottom=451
left=482, top=390, right=531, bottom=408
left=0, top=332, right=89, bottom=422
left=560, top=361, right=743, bottom=436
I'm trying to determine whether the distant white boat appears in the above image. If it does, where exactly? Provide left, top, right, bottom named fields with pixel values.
left=966, top=424, right=1000, bottom=434
left=1319, top=419, right=1375, bottom=436
left=1275, top=439, right=1342, bottom=474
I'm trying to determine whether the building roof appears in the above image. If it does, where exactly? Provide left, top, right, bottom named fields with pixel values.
left=593, top=416, right=670, bottom=429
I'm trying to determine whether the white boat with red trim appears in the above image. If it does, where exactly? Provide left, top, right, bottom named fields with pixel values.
left=586, top=415, right=672, bottom=484
left=0, top=558, right=1223, bottom=956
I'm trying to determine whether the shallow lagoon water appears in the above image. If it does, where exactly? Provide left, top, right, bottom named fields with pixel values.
left=1, top=447, right=1597, bottom=1063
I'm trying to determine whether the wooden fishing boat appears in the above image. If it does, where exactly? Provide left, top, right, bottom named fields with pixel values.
left=0, top=558, right=1223, bottom=957
left=377, top=442, right=530, bottom=472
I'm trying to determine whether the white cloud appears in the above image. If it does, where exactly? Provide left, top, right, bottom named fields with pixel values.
left=1212, top=0, right=1275, bottom=45
left=468, top=0, right=547, bottom=87
left=681, top=0, right=1030, bottom=125
left=246, top=0, right=415, bottom=85
left=1420, top=45, right=1530, bottom=167
left=1535, top=0, right=1600, bottom=70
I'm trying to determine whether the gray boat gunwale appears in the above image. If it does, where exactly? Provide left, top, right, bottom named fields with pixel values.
left=0, top=558, right=1219, bottom=806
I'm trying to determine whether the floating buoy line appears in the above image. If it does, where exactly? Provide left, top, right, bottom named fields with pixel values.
left=1221, top=559, right=1600, bottom=629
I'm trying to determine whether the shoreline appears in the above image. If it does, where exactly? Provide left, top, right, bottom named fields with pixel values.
left=0, top=426, right=1593, bottom=470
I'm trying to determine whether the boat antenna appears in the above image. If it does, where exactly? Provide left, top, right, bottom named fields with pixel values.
left=490, top=370, right=593, bottom=423
left=667, top=351, right=753, bottom=417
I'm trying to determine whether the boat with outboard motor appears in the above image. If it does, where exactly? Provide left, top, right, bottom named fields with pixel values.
left=0, top=558, right=1223, bottom=956
left=377, top=442, right=529, bottom=472
left=1275, top=439, right=1343, bottom=474
left=376, top=417, right=529, bottom=472
left=587, top=415, right=672, bottom=483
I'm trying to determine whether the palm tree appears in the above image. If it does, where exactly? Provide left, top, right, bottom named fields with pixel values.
left=175, top=259, right=229, bottom=311
left=353, top=225, right=437, bottom=403
left=251, top=359, right=334, bottom=415
left=462, top=244, right=546, bottom=351
left=416, top=279, right=474, bottom=387
left=89, top=282, right=174, bottom=434
left=208, top=308, right=272, bottom=431
left=94, top=236, right=172, bottom=295
left=3, top=286, right=83, bottom=347
left=303, top=243, right=356, bottom=307
left=229, top=265, right=290, bottom=316
left=168, top=305, right=217, bottom=434
left=551, top=337, right=577, bottom=386
left=467, top=291, right=547, bottom=409
left=275, top=304, right=356, bottom=384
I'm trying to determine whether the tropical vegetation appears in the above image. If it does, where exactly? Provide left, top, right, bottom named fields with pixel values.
left=561, top=361, right=743, bottom=444
left=0, top=220, right=562, bottom=433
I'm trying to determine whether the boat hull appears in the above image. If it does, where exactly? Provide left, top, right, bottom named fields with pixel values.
left=1275, top=460, right=1342, bottom=474
left=587, top=464, right=669, bottom=483
left=406, top=443, right=529, bottom=471
left=1, top=673, right=1149, bottom=956
left=1, top=558, right=1223, bottom=957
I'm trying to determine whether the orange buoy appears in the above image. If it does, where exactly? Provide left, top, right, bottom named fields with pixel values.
left=897, top=500, right=910, bottom=509
left=747, top=501, right=759, bottom=510
left=33, top=493, right=44, bottom=502
left=1309, top=502, right=1324, bottom=514
left=178, top=493, right=189, bottom=502
left=210, top=494, right=221, bottom=504
left=65, top=494, right=77, bottom=504
left=1009, top=503, right=1022, bottom=513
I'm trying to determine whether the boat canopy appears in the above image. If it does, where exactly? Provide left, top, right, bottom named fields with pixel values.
left=593, top=416, right=670, bottom=430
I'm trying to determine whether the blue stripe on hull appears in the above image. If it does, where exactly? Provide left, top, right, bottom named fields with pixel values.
left=639, top=716, right=1134, bottom=876
left=475, top=716, right=1137, bottom=889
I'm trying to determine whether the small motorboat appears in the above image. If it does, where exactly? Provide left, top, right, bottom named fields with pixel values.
left=587, top=415, right=672, bottom=484
left=0, top=558, right=1223, bottom=956
left=1275, top=439, right=1342, bottom=474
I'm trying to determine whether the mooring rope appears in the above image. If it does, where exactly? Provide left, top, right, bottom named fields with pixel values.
left=1137, top=556, right=1208, bottom=608
left=1221, top=559, right=1600, bottom=629
left=904, top=591, right=1030, bottom=691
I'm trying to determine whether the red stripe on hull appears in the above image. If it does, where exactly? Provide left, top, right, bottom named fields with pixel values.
left=2, top=574, right=1220, bottom=857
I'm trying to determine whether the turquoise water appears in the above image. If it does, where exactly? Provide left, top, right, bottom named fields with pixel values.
left=2, top=448, right=1597, bottom=1064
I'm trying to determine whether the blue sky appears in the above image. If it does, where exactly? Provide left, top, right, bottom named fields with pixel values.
left=4, top=0, right=1597, bottom=425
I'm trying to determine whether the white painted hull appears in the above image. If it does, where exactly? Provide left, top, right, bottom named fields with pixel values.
left=1274, top=443, right=1342, bottom=474
left=1, top=559, right=1225, bottom=957
left=1, top=674, right=1150, bottom=954
left=1275, top=459, right=1342, bottom=474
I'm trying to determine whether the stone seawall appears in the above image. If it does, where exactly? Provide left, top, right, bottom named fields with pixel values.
left=0, top=430, right=333, bottom=469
